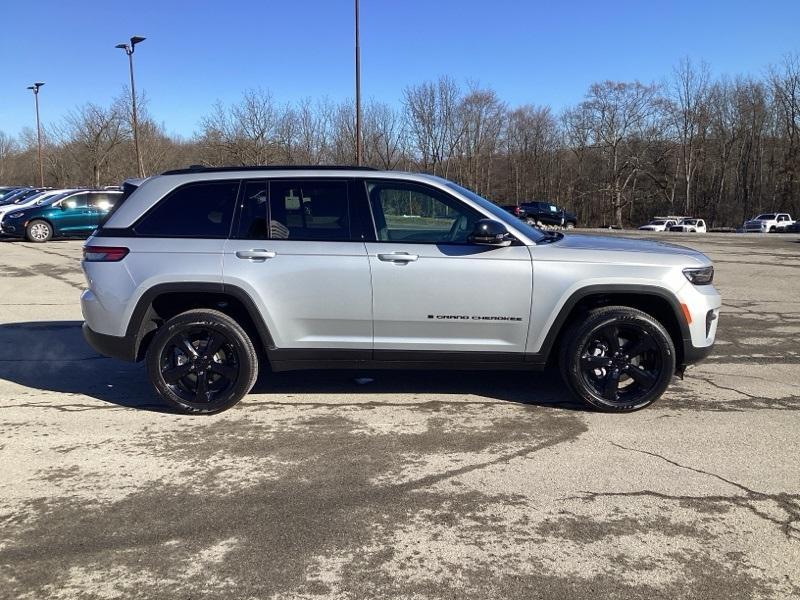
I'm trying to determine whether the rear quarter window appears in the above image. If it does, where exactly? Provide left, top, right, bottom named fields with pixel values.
left=134, top=181, right=240, bottom=238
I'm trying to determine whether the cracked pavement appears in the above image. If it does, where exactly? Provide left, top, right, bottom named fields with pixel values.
left=0, top=233, right=799, bottom=599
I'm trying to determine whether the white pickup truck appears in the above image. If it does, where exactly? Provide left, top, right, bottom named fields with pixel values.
left=743, top=213, right=795, bottom=233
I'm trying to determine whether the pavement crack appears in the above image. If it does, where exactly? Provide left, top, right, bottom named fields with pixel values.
left=689, top=375, right=765, bottom=400
left=599, top=443, right=800, bottom=539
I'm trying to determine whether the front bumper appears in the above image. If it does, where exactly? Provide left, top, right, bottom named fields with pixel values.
left=676, top=282, right=721, bottom=366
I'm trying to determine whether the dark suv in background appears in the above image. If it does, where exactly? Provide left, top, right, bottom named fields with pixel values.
left=503, top=201, right=577, bottom=229
left=0, top=189, right=122, bottom=242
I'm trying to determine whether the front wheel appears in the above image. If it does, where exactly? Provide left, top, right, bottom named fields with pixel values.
left=26, top=220, right=52, bottom=242
left=559, top=306, right=676, bottom=412
left=145, top=309, right=259, bottom=414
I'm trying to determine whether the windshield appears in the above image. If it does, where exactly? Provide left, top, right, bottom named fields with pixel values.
left=0, top=189, right=30, bottom=205
left=755, top=214, right=775, bottom=220
left=444, top=181, right=547, bottom=242
left=681, top=219, right=697, bottom=225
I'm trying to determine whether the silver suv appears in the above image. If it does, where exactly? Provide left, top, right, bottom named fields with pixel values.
left=81, top=167, right=720, bottom=414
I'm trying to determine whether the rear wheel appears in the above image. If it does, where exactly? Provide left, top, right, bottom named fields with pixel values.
left=559, top=306, right=676, bottom=412
left=146, top=309, right=258, bottom=414
left=26, top=220, right=52, bottom=242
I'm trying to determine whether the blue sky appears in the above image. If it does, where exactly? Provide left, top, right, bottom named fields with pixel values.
left=1, top=0, right=798, bottom=138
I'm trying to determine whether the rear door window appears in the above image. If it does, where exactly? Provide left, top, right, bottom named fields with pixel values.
left=135, top=181, right=239, bottom=238
left=268, top=180, right=350, bottom=241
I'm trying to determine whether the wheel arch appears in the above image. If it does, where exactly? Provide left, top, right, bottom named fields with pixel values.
left=537, top=284, right=690, bottom=366
left=125, top=282, right=275, bottom=361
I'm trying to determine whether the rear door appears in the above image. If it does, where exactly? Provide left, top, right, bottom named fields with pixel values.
left=223, top=178, right=372, bottom=353
left=55, top=192, right=93, bottom=233
left=364, top=179, right=532, bottom=357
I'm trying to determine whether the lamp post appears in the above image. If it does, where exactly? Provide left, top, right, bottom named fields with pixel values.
left=354, top=0, right=362, bottom=166
left=26, top=82, right=45, bottom=186
left=115, top=36, right=146, bottom=178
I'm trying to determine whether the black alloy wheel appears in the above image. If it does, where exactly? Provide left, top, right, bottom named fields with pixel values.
left=560, top=306, right=676, bottom=412
left=160, top=328, right=239, bottom=404
left=146, top=309, right=258, bottom=414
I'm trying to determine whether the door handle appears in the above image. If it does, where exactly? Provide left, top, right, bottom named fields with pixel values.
left=377, top=252, right=418, bottom=263
left=235, top=249, right=276, bottom=260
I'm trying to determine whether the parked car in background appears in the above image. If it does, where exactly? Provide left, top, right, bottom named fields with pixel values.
left=0, top=189, right=76, bottom=221
left=669, top=218, right=707, bottom=233
left=782, top=220, right=800, bottom=233
left=0, top=187, right=41, bottom=206
left=0, top=189, right=121, bottom=242
left=502, top=201, right=577, bottom=228
left=0, top=186, right=26, bottom=201
left=742, top=213, right=794, bottom=233
left=639, top=218, right=680, bottom=232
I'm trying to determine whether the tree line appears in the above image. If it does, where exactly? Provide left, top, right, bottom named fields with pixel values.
left=1, top=55, right=798, bottom=227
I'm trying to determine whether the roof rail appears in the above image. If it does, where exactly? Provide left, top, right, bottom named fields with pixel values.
left=160, top=165, right=380, bottom=175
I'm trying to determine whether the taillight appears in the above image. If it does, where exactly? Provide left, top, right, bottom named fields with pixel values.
left=514, top=206, right=521, bottom=216
left=83, top=246, right=129, bottom=262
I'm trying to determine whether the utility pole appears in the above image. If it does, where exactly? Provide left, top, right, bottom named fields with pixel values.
left=27, top=82, right=45, bottom=186
left=354, top=0, right=362, bottom=166
left=115, top=36, right=146, bottom=178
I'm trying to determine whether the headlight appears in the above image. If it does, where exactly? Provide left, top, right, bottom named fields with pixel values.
left=683, top=266, right=714, bottom=285
left=7, top=212, right=26, bottom=219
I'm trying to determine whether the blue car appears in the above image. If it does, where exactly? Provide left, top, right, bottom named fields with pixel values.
left=1, top=189, right=122, bottom=242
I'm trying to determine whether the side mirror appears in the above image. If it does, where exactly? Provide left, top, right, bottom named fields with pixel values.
left=468, top=219, right=512, bottom=247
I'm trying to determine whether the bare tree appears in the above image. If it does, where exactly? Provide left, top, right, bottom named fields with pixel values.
left=58, top=101, right=125, bottom=187
left=668, top=58, right=710, bottom=214
left=403, top=76, right=463, bottom=176
left=455, top=84, right=506, bottom=195
left=362, top=100, right=406, bottom=169
left=576, top=81, right=662, bottom=227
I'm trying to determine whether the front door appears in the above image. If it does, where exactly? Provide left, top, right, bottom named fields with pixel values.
left=223, top=179, right=373, bottom=352
left=365, top=179, right=533, bottom=357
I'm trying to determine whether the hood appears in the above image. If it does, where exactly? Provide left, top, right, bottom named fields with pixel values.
left=548, top=233, right=709, bottom=265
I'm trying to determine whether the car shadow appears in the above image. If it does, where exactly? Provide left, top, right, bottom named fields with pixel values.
left=0, top=321, right=584, bottom=413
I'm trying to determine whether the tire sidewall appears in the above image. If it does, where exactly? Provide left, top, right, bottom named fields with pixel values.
left=146, top=311, right=258, bottom=414
left=561, top=309, right=676, bottom=412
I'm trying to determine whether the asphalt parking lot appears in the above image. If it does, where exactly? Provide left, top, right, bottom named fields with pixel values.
left=1, top=232, right=799, bottom=600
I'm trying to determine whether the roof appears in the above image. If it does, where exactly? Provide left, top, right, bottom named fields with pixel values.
left=161, top=165, right=379, bottom=176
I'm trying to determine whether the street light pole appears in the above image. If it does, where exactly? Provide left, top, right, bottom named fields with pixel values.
left=26, top=82, right=45, bottom=187
left=115, top=36, right=146, bottom=178
left=354, top=0, right=362, bottom=166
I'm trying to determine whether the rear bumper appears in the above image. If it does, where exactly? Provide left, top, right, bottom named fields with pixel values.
left=82, top=323, right=137, bottom=362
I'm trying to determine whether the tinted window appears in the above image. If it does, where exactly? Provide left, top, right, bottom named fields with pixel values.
left=88, top=192, right=120, bottom=211
left=368, top=180, right=480, bottom=243
left=235, top=181, right=269, bottom=239
left=63, top=193, right=89, bottom=209
left=135, top=181, right=239, bottom=238
left=268, top=180, right=350, bottom=241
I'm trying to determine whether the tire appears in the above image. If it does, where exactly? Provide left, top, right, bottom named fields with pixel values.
left=26, top=220, right=52, bottom=243
left=769, top=226, right=776, bottom=233
left=559, top=306, right=676, bottom=412
left=145, top=309, right=259, bottom=414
